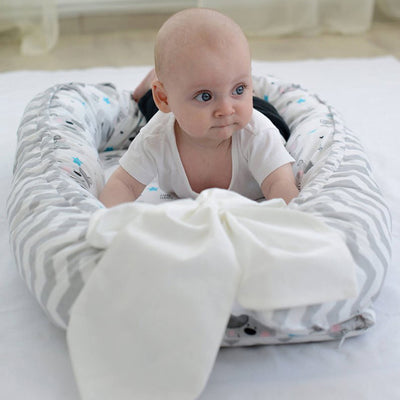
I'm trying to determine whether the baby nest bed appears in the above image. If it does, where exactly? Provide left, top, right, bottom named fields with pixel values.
left=7, top=74, right=391, bottom=350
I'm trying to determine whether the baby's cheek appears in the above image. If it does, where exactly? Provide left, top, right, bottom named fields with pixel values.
left=187, top=115, right=207, bottom=134
left=240, top=104, right=253, bottom=128
left=176, top=116, right=202, bottom=138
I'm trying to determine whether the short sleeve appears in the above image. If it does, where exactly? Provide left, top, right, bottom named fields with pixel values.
left=118, top=114, right=169, bottom=185
left=243, top=110, right=295, bottom=185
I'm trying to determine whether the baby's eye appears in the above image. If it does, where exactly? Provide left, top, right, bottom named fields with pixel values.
left=195, top=92, right=212, bottom=102
left=233, top=85, right=246, bottom=96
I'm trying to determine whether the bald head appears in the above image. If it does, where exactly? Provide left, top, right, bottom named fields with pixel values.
left=154, top=8, right=250, bottom=82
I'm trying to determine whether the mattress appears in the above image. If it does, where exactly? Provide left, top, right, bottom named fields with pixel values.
left=1, top=57, right=399, bottom=399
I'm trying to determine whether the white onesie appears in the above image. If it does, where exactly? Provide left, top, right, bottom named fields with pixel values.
left=119, top=109, right=294, bottom=200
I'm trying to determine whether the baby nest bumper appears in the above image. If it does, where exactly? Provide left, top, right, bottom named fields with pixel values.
left=6, top=75, right=391, bottom=346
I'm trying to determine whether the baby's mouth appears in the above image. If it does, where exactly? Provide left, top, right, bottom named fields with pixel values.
left=212, top=122, right=237, bottom=129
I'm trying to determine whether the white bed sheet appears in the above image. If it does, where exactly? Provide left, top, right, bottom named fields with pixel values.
left=1, top=57, right=399, bottom=400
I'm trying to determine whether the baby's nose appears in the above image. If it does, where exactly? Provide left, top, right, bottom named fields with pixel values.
left=214, top=98, right=234, bottom=117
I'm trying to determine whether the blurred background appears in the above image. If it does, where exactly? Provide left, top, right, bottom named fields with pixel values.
left=0, top=0, right=399, bottom=71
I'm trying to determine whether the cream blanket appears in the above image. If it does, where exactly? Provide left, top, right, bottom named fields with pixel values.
left=67, top=189, right=357, bottom=400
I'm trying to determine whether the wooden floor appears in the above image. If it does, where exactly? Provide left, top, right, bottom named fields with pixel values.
left=1, top=12, right=400, bottom=72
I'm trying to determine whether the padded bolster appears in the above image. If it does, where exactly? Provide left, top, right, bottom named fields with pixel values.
left=7, top=83, right=144, bottom=326
left=7, top=77, right=391, bottom=346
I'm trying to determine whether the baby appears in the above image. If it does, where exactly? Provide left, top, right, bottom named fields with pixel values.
left=99, top=8, right=299, bottom=207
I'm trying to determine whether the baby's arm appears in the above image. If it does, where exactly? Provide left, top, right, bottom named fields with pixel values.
left=261, top=163, right=299, bottom=205
left=99, top=166, right=146, bottom=207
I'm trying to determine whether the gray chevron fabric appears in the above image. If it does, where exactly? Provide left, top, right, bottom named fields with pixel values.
left=7, top=77, right=391, bottom=346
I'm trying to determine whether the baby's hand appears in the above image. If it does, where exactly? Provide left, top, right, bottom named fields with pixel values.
left=132, top=69, right=157, bottom=102
left=99, top=166, right=146, bottom=207
left=261, top=163, right=299, bottom=204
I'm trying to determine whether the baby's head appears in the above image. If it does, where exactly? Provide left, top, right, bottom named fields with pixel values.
left=152, top=8, right=253, bottom=145
left=154, top=8, right=250, bottom=82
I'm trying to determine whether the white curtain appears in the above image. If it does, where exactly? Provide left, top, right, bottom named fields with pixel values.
left=0, top=0, right=58, bottom=55
left=1, top=0, right=399, bottom=55
left=377, top=0, right=400, bottom=19
left=199, top=0, right=377, bottom=35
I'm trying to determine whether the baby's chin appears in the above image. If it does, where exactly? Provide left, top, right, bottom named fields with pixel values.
left=209, top=123, right=240, bottom=139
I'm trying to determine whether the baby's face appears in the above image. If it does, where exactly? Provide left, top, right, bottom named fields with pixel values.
left=162, top=40, right=253, bottom=147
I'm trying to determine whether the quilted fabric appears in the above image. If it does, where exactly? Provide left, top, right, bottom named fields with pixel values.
left=6, top=76, right=391, bottom=345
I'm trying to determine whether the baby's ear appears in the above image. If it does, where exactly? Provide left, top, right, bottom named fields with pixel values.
left=152, top=80, right=171, bottom=113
